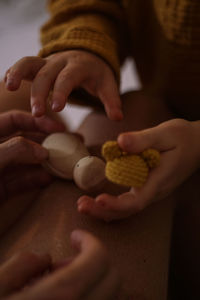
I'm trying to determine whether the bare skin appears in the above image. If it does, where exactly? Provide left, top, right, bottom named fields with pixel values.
left=1, top=44, right=200, bottom=298
left=0, top=79, right=178, bottom=299
left=0, top=231, right=119, bottom=300
left=4, top=51, right=123, bottom=121
left=0, top=109, right=66, bottom=236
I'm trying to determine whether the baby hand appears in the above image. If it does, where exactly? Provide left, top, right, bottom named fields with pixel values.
left=77, top=119, right=200, bottom=221
left=4, top=50, right=123, bottom=121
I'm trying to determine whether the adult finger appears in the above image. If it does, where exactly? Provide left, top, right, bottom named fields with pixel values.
left=5, top=57, right=46, bottom=91
left=0, top=252, right=51, bottom=297
left=0, top=136, right=48, bottom=170
left=34, top=115, right=65, bottom=133
left=50, top=65, right=86, bottom=112
left=0, top=110, right=65, bottom=137
left=30, top=59, right=66, bottom=117
left=20, top=230, right=109, bottom=300
left=0, top=131, right=47, bottom=145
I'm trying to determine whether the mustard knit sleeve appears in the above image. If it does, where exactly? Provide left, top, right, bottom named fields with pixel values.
left=38, top=0, right=129, bottom=82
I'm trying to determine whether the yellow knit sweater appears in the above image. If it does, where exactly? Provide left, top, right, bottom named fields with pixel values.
left=39, top=0, right=200, bottom=118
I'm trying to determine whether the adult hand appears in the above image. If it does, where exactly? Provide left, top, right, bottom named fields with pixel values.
left=4, top=51, right=123, bottom=121
left=0, top=110, right=65, bottom=202
left=77, top=119, right=200, bottom=221
left=0, top=230, right=119, bottom=300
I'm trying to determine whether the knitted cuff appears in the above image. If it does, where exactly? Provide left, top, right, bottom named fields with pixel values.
left=38, top=27, right=120, bottom=84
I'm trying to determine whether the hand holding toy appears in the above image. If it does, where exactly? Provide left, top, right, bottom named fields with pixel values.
left=102, top=141, right=160, bottom=187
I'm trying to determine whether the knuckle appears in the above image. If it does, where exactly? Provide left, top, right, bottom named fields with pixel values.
left=36, top=70, right=51, bottom=81
left=59, top=70, right=74, bottom=82
left=57, top=73, right=69, bottom=83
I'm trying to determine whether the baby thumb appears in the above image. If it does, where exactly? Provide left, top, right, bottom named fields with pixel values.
left=117, top=126, right=160, bottom=153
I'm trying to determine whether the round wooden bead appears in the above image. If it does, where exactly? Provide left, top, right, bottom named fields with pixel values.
left=73, top=156, right=106, bottom=191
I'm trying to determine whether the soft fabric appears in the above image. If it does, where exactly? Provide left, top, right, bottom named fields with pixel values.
left=102, top=141, right=160, bottom=187
left=39, top=0, right=200, bottom=108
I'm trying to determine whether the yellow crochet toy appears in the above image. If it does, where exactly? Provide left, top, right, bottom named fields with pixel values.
left=102, top=141, right=160, bottom=188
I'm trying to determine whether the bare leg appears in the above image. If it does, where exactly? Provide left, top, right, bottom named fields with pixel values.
left=0, top=85, right=176, bottom=299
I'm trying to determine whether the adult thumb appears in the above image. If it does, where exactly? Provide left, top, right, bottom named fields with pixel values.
left=0, top=136, right=48, bottom=170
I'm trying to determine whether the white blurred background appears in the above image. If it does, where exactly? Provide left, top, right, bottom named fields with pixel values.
left=0, top=0, right=140, bottom=130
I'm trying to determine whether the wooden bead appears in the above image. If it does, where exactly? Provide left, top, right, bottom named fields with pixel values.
left=73, top=156, right=106, bottom=191
left=42, top=132, right=89, bottom=179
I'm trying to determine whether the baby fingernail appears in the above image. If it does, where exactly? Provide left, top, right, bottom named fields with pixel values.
left=118, top=134, right=132, bottom=149
left=77, top=203, right=84, bottom=211
left=116, top=110, right=123, bottom=121
left=109, top=108, right=123, bottom=121
left=6, top=74, right=15, bottom=87
left=32, top=105, right=38, bottom=116
left=78, top=204, right=89, bottom=214
left=52, top=102, right=63, bottom=111
left=77, top=198, right=84, bottom=205
left=32, top=104, right=42, bottom=116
